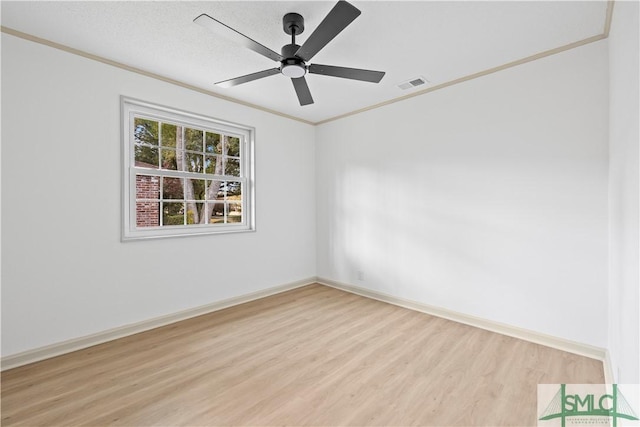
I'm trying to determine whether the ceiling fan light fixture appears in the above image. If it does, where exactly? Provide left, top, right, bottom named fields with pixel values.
left=281, top=63, right=307, bottom=78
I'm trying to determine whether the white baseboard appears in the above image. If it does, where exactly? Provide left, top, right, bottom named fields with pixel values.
left=3, top=276, right=611, bottom=378
left=1, top=277, right=316, bottom=371
left=603, top=349, right=616, bottom=384
left=318, top=277, right=608, bottom=363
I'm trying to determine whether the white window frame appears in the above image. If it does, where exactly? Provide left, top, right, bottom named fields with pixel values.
left=121, top=96, right=255, bottom=240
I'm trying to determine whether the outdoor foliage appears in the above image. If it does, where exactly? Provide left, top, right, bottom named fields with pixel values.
left=134, top=117, right=243, bottom=226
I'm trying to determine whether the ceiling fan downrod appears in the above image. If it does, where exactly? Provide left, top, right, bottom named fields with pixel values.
left=281, top=12, right=307, bottom=78
left=283, top=12, right=305, bottom=40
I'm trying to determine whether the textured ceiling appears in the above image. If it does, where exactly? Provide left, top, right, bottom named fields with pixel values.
left=1, top=1, right=608, bottom=123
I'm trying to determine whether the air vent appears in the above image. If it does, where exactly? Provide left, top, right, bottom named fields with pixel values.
left=397, top=76, right=429, bottom=90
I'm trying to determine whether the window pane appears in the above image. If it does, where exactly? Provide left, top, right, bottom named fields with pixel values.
left=227, top=136, right=240, bottom=156
left=227, top=181, right=242, bottom=200
left=186, top=202, right=204, bottom=225
left=186, top=153, right=203, bottom=173
left=187, top=179, right=206, bottom=201
left=134, top=118, right=159, bottom=146
left=162, top=202, right=184, bottom=226
left=136, top=202, right=160, bottom=227
left=207, top=180, right=225, bottom=201
left=225, top=157, right=240, bottom=176
left=135, top=175, right=160, bottom=199
left=205, top=132, right=221, bottom=154
left=205, top=155, right=222, bottom=175
left=162, top=177, right=183, bottom=199
left=135, top=145, right=159, bottom=168
left=227, top=202, right=242, bottom=223
left=207, top=202, right=225, bottom=223
left=185, top=128, right=203, bottom=152
left=161, top=123, right=177, bottom=148
left=161, top=148, right=177, bottom=170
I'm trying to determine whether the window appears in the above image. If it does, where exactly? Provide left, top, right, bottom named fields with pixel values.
left=122, top=97, right=254, bottom=240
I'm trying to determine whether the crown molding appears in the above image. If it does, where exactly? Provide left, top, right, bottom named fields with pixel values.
left=1, top=1, right=615, bottom=126
left=604, top=0, right=615, bottom=37
left=315, top=33, right=606, bottom=125
left=0, top=26, right=315, bottom=126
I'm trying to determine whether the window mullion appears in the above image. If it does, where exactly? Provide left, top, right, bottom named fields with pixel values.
left=158, top=122, right=162, bottom=169
left=181, top=125, right=186, bottom=172
left=131, top=167, right=238, bottom=181
left=159, top=175, right=164, bottom=227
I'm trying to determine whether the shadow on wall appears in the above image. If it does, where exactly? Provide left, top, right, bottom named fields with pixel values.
left=325, top=159, right=606, bottom=335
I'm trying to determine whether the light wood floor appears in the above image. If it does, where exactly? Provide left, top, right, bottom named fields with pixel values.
left=1, top=284, right=604, bottom=426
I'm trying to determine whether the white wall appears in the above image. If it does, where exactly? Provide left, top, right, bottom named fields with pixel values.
left=608, top=1, right=640, bottom=383
left=1, top=34, right=316, bottom=357
left=316, top=41, right=610, bottom=347
left=2, top=19, right=627, bottom=364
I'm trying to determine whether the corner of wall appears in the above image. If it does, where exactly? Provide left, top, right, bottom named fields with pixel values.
left=606, top=0, right=640, bottom=384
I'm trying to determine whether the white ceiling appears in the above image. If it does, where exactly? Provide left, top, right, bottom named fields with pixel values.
left=1, top=1, right=608, bottom=123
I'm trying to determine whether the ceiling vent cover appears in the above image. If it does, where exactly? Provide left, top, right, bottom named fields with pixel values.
left=398, top=76, right=429, bottom=90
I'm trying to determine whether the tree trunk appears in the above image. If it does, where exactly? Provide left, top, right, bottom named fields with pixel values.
left=175, top=126, right=199, bottom=224
left=201, top=136, right=228, bottom=223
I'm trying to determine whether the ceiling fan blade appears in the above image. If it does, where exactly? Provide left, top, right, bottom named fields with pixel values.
left=216, top=68, right=281, bottom=88
left=309, top=64, right=385, bottom=83
left=291, top=77, right=314, bottom=106
left=194, top=14, right=283, bottom=62
left=294, top=1, right=361, bottom=62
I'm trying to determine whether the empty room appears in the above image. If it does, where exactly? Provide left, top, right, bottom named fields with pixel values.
left=1, top=0, right=638, bottom=425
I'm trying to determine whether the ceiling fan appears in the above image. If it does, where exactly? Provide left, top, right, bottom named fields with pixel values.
left=194, top=1, right=385, bottom=106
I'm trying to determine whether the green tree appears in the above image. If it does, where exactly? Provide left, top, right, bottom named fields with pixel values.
left=136, top=119, right=238, bottom=225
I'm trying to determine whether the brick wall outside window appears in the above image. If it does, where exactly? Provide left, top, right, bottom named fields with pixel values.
left=136, top=175, right=160, bottom=227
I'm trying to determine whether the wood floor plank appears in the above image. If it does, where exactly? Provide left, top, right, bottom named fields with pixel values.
left=1, top=283, right=604, bottom=426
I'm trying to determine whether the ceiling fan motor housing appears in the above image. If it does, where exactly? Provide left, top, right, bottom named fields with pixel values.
left=283, top=13, right=305, bottom=36
left=281, top=43, right=302, bottom=59
left=281, top=44, right=307, bottom=78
